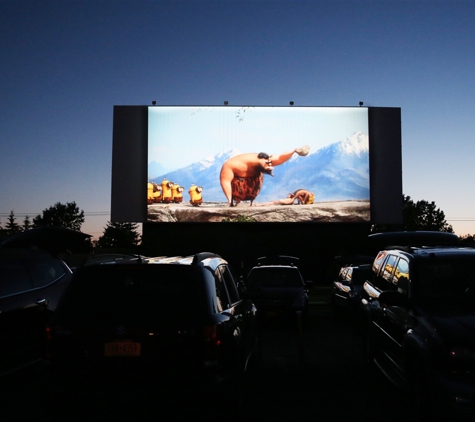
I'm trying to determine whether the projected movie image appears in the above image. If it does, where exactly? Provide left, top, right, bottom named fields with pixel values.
left=147, top=106, right=370, bottom=223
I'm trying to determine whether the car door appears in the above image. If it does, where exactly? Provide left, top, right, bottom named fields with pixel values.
left=333, top=267, right=352, bottom=309
left=215, top=264, right=257, bottom=369
left=365, top=254, right=399, bottom=359
left=0, top=256, right=44, bottom=374
left=378, top=256, right=410, bottom=370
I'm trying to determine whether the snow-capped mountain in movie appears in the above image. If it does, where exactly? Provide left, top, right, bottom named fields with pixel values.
left=260, top=132, right=369, bottom=202
left=151, top=148, right=241, bottom=200
left=150, top=133, right=369, bottom=203
left=338, top=131, right=368, bottom=156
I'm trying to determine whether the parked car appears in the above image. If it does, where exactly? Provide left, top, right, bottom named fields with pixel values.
left=46, top=252, right=259, bottom=397
left=0, top=247, right=73, bottom=376
left=361, top=243, right=475, bottom=419
left=332, top=263, right=372, bottom=319
left=245, top=256, right=312, bottom=321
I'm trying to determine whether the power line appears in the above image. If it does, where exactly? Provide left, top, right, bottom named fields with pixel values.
left=447, top=219, right=475, bottom=222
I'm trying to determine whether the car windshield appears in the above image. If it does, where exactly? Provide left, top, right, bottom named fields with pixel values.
left=413, top=257, right=475, bottom=310
left=56, top=264, right=208, bottom=324
left=247, top=267, right=303, bottom=288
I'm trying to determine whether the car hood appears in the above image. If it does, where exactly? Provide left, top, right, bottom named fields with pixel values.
left=1, top=226, right=92, bottom=254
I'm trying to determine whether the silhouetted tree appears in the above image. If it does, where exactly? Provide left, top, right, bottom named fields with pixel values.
left=5, top=210, right=22, bottom=235
left=23, top=215, right=32, bottom=231
left=96, top=222, right=141, bottom=249
left=372, top=195, right=453, bottom=233
left=459, top=234, right=475, bottom=245
left=33, top=201, right=85, bottom=231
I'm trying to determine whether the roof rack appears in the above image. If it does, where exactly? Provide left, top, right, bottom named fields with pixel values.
left=192, top=252, right=221, bottom=265
left=387, top=245, right=415, bottom=253
left=257, top=255, right=300, bottom=266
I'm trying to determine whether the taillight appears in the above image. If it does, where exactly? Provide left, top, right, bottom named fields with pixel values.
left=45, top=326, right=53, bottom=340
left=45, top=326, right=53, bottom=360
left=202, top=325, right=222, bottom=360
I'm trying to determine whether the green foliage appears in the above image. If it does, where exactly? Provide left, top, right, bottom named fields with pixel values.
left=459, top=234, right=475, bottom=245
left=96, top=222, right=141, bottom=249
left=5, top=210, right=22, bottom=235
left=23, top=215, right=32, bottom=231
left=221, top=215, right=257, bottom=222
left=372, top=195, right=453, bottom=233
left=33, top=201, right=85, bottom=231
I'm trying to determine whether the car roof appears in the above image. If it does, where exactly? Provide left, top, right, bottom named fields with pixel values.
left=368, top=231, right=460, bottom=249
left=410, top=246, right=475, bottom=258
left=380, top=246, right=475, bottom=261
left=82, top=252, right=227, bottom=272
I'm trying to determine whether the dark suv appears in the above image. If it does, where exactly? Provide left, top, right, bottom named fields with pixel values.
left=245, top=256, right=312, bottom=321
left=362, top=243, right=475, bottom=419
left=47, top=252, right=258, bottom=394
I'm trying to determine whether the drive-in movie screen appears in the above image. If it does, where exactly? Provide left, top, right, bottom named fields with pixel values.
left=147, top=106, right=370, bottom=223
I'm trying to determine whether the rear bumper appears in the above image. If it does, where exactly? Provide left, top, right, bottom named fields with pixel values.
left=421, top=370, right=475, bottom=419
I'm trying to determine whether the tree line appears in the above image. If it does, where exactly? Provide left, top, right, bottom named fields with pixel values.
left=1, top=196, right=473, bottom=249
left=0, top=201, right=141, bottom=249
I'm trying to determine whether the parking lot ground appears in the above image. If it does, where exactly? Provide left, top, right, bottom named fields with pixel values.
left=1, top=306, right=419, bottom=422
left=242, top=307, right=418, bottom=422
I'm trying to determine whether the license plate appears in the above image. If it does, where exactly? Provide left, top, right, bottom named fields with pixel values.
left=104, top=341, right=141, bottom=357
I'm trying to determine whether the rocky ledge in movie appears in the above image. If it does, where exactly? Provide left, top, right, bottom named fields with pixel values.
left=147, top=200, right=370, bottom=223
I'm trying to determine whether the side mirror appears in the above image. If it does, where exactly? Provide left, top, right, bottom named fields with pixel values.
left=237, top=280, right=248, bottom=296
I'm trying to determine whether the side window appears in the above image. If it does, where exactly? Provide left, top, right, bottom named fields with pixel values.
left=338, top=267, right=348, bottom=282
left=0, top=259, right=34, bottom=297
left=346, top=268, right=354, bottom=283
left=215, top=265, right=240, bottom=308
left=395, top=258, right=410, bottom=294
left=373, top=251, right=388, bottom=274
left=373, top=254, right=397, bottom=291
left=220, top=265, right=240, bottom=304
left=215, top=267, right=231, bottom=310
left=381, top=254, right=398, bottom=291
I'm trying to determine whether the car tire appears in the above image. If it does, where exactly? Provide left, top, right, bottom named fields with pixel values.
left=411, top=365, right=446, bottom=422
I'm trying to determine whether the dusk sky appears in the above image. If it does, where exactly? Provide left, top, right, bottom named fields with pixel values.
left=1, top=0, right=474, bottom=238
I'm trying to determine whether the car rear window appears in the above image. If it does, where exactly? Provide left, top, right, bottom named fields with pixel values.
left=0, top=258, right=33, bottom=297
left=0, top=254, right=67, bottom=297
left=56, top=264, right=208, bottom=323
left=247, top=267, right=303, bottom=288
left=27, top=255, right=68, bottom=288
